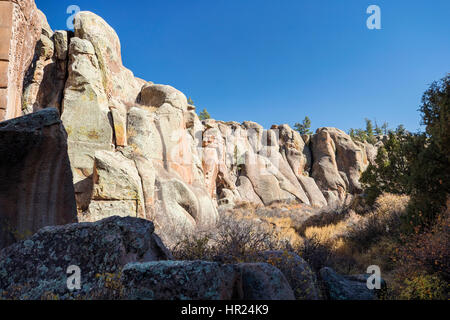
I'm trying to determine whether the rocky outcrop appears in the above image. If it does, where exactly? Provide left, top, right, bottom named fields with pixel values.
left=0, top=108, right=77, bottom=249
left=258, top=251, right=321, bottom=300
left=122, top=261, right=240, bottom=300
left=0, top=216, right=299, bottom=300
left=0, top=0, right=42, bottom=121
left=22, top=12, right=69, bottom=115
left=238, top=263, right=295, bottom=300
left=16, top=8, right=378, bottom=243
left=73, top=11, right=144, bottom=109
left=62, top=36, right=114, bottom=211
left=311, top=128, right=372, bottom=206
left=319, top=267, right=383, bottom=300
left=0, top=216, right=171, bottom=299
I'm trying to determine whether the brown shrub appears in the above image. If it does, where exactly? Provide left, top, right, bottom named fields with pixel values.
left=345, top=194, right=409, bottom=250
left=172, top=211, right=287, bottom=263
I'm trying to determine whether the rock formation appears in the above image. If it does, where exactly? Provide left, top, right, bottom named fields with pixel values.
left=0, top=0, right=42, bottom=121
left=14, top=9, right=377, bottom=244
left=0, top=108, right=77, bottom=249
left=320, top=267, right=386, bottom=300
left=0, top=216, right=171, bottom=299
left=0, top=1, right=385, bottom=301
left=0, top=216, right=300, bottom=300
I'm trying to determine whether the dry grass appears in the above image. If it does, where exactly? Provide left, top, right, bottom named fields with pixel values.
left=171, top=209, right=289, bottom=263
left=172, top=193, right=448, bottom=300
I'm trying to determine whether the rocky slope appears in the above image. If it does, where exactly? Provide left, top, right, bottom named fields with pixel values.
left=1, top=5, right=377, bottom=244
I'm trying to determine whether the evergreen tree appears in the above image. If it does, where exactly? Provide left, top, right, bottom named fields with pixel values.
left=365, top=118, right=376, bottom=144
left=375, top=121, right=383, bottom=136
left=199, top=108, right=211, bottom=120
left=361, top=74, right=450, bottom=230
left=381, top=122, right=389, bottom=135
left=294, top=116, right=312, bottom=135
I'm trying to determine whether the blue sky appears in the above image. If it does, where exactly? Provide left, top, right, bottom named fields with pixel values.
left=36, top=0, right=450, bottom=132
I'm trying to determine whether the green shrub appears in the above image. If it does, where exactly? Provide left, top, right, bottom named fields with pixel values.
left=399, top=274, right=447, bottom=300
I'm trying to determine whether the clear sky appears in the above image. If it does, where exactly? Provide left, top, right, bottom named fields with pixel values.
left=36, top=0, right=450, bottom=133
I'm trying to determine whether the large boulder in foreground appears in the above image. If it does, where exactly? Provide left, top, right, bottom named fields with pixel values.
left=319, top=267, right=382, bottom=300
left=238, top=263, right=295, bottom=300
left=0, top=215, right=297, bottom=300
left=258, top=251, right=321, bottom=300
left=122, top=261, right=296, bottom=300
left=0, top=108, right=77, bottom=249
left=122, top=261, right=240, bottom=300
left=0, top=216, right=171, bottom=300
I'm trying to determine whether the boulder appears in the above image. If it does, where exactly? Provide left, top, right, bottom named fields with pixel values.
left=319, top=267, right=379, bottom=300
left=0, top=216, right=171, bottom=299
left=238, top=263, right=295, bottom=300
left=0, top=108, right=77, bottom=249
left=79, top=150, right=145, bottom=222
left=121, top=261, right=240, bottom=300
left=259, top=251, right=321, bottom=300
left=139, top=83, right=188, bottom=111
left=122, top=261, right=298, bottom=300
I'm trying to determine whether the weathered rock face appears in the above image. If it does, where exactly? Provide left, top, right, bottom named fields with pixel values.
left=82, top=150, right=146, bottom=222
left=22, top=11, right=70, bottom=116
left=311, top=128, right=372, bottom=205
left=0, top=216, right=172, bottom=300
left=62, top=36, right=114, bottom=210
left=238, top=263, right=295, bottom=300
left=0, top=215, right=303, bottom=300
left=0, top=0, right=42, bottom=121
left=17, top=7, right=377, bottom=242
left=258, top=251, right=321, bottom=300
left=0, top=108, right=77, bottom=249
left=116, top=260, right=297, bottom=300
left=122, top=261, right=240, bottom=300
left=319, top=267, right=384, bottom=300
left=73, top=11, right=144, bottom=109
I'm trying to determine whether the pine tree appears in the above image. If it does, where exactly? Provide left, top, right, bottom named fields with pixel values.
left=375, top=121, right=383, bottom=136
left=294, top=116, right=312, bottom=135
left=199, top=108, right=211, bottom=121
left=365, top=118, right=376, bottom=144
left=381, top=122, right=389, bottom=135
